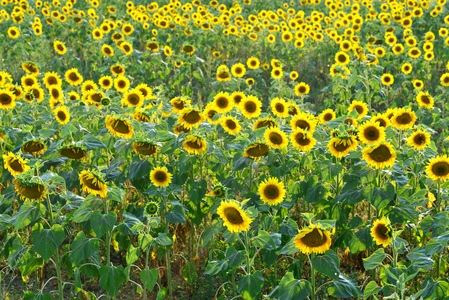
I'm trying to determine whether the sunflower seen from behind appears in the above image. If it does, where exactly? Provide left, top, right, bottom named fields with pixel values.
left=217, top=200, right=253, bottom=233
left=294, top=223, right=332, bottom=255
left=150, top=166, right=172, bottom=188
left=371, top=217, right=392, bottom=247
left=244, top=142, right=270, bottom=160
left=258, top=177, right=286, bottom=205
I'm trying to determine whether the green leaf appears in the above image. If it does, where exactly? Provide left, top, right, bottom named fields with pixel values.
left=108, top=187, right=124, bottom=203
left=349, top=226, right=373, bottom=253
left=312, top=250, right=340, bottom=280
left=237, top=271, right=264, bottom=300
left=71, top=231, right=99, bottom=265
left=277, top=272, right=311, bottom=300
left=14, top=200, right=46, bottom=230
left=31, top=224, right=65, bottom=261
left=407, top=247, right=434, bottom=272
left=192, top=71, right=203, bottom=82
left=335, top=184, right=364, bottom=205
left=181, top=261, right=197, bottom=285
left=186, top=179, right=207, bottom=205
left=156, top=287, right=167, bottom=300
left=328, top=274, right=362, bottom=298
left=89, top=211, right=117, bottom=238
left=99, top=265, right=127, bottom=298
left=204, top=260, right=228, bottom=275
left=138, top=234, right=153, bottom=252
left=253, top=230, right=281, bottom=250
left=165, top=206, right=186, bottom=223
left=140, top=269, right=158, bottom=292
left=155, top=233, right=173, bottom=247
left=226, top=246, right=246, bottom=269
left=128, top=160, right=152, bottom=180
left=279, top=238, right=298, bottom=255
left=363, top=248, right=387, bottom=270
left=364, top=281, right=381, bottom=299
left=126, top=244, right=141, bottom=265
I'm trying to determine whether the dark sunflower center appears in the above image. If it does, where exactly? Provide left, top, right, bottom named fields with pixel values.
left=183, top=46, right=193, bottom=53
left=118, top=80, right=126, bottom=89
left=218, top=71, right=230, bottom=79
left=155, top=171, right=167, bottom=182
left=235, top=67, right=242, bottom=74
left=324, top=113, right=333, bottom=121
left=233, top=95, right=243, bottom=104
left=68, top=72, right=79, bottom=82
left=216, top=97, right=228, bottom=108
left=57, top=44, right=64, bottom=51
left=364, top=126, right=379, bottom=140
left=444, top=76, right=449, bottom=84
left=147, top=204, right=157, bottom=214
left=275, top=103, right=284, bottom=113
left=295, top=133, right=311, bottom=145
left=226, top=120, right=236, bottom=129
left=134, top=142, right=156, bottom=155
left=102, top=79, right=111, bottom=86
left=0, top=93, right=12, bottom=105
left=90, top=93, right=102, bottom=103
left=173, top=101, right=185, bottom=110
left=384, top=76, right=391, bottom=83
left=23, top=142, right=45, bottom=153
left=396, top=113, right=412, bottom=124
left=375, top=119, right=387, bottom=127
left=432, top=162, right=449, bottom=176
left=295, top=120, right=310, bottom=130
left=413, top=134, right=426, bottom=145
left=183, top=111, right=201, bottom=124
left=334, top=140, right=352, bottom=152
left=300, top=228, right=327, bottom=247
left=411, top=49, right=419, bottom=55
left=245, top=101, right=256, bottom=113
left=47, top=77, right=57, bottom=85
left=246, top=143, right=269, bottom=157
left=128, top=94, right=140, bottom=105
left=25, top=78, right=35, bottom=86
left=112, top=66, right=123, bottom=74
left=223, top=207, right=244, bottom=224
left=84, top=175, right=103, bottom=191
left=31, top=88, right=41, bottom=99
left=263, top=185, right=280, bottom=199
left=186, top=140, right=203, bottom=149
left=250, top=60, right=257, bottom=67
left=375, top=224, right=389, bottom=239
left=368, top=145, right=392, bottom=162
left=354, top=105, right=364, bottom=114
left=422, top=96, right=430, bottom=104
left=52, top=89, right=60, bottom=98
left=60, top=147, right=86, bottom=159
left=57, top=111, right=67, bottom=121
left=274, top=70, right=281, bottom=76
left=22, top=184, right=45, bottom=199
left=9, top=159, right=24, bottom=172
left=269, top=132, right=283, bottom=145
left=338, top=54, right=346, bottom=63
left=112, top=119, right=131, bottom=134
left=298, top=86, right=306, bottom=93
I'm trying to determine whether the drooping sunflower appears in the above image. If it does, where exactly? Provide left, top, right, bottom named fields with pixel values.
left=370, top=218, right=392, bottom=247
left=79, top=170, right=108, bottom=198
left=0, top=89, right=16, bottom=109
left=348, top=100, right=368, bottom=119
left=371, top=113, right=390, bottom=128
left=426, top=155, right=449, bottom=182
left=59, top=145, right=88, bottom=160
left=65, top=68, right=83, bottom=86
left=362, top=141, right=396, bottom=169
left=244, top=142, right=270, bottom=160
left=217, top=200, right=253, bottom=233
left=213, top=92, right=233, bottom=114
left=209, top=184, right=225, bottom=198
left=14, top=177, right=46, bottom=203
left=253, top=118, right=278, bottom=130
left=114, top=75, right=131, bottom=93
left=53, top=106, right=70, bottom=125
left=358, top=121, right=385, bottom=145
left=328, top=136, right=358, bottom=158
left=258, top=177, right=286, bottom=205
left=22, top=62, right=39, bottom=76
left=407, top=129, right=431, bottom=150
left=170, top=97, right=191, bottom=114
left=319, top=109, right=336, bottom=124
left=105, top=115, right=134, bottom=139
left=178, top=108, right=206, bottom=129
left=122, top=89, right=144, bottom=108
left=183, top=135, right=207, bottom=155
left=23, top=140, right=46, bottom=155
left=3, top=152, right=30, bottom=176
left=264, top=127, right=289, bottom=149
left=416, top=91, right=434, bottom=109
left=231, top=63, right=246, bottom=78
left=150, top=166, right=172, bottom=188
left=270, top=97, right=289, bottom=118
left=239, top=95, right=262, bottom=119
left=173, top=124, right=191, bottom=135
left=381, top=73, right=394, bottom=85
left=221, top=116, right=241, bottom=135
left=182, top=45, right=195, bottom=55
left=290, top=128, right=317, bottom=152
left=132, top=140, right=157, bottom=156
left=390, top=107, right=416, bottom=130
left=294, top=223, right=332, bottom=255
left=294, top=82, right=310, bottom=96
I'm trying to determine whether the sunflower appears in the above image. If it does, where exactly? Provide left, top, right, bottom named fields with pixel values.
left=291, top=112, right=317, bottom=133
left=101, top=45, right=114, bottom=57
left=99, top=76, right=114, bottom=89
left=407, top=129, right=431, bottom=150
left=426, top=155, right=449, bottom=181
left=182, top=45, right=195, bottom=55
left=21, top=74, right=38, bottom=88
left=8, top=26, right=20, bottom=39
left=441, top=73, right=449, bottom=87
left=65, top=68, right=83, bottom=86
left=23, top=140, right=46, bottom=155
left=49, top=86, right=64, bottom=102
left=174, top=124, right=191, bottom=135
left=25, top=85, right=45, bottom=103
left=43, top=71, right=61, bottom=88
left=288, top=103, right=299, bottom=116
left=178, top=108, right=206, bottom=129
left=150, top=166, right=172, bottom=187
left=14, top=178, right=46, bottom=203
left=239, top=95, right=262, bottom=119
left=290, top=128, right=317, bottom=152
left=110, top=64, right=125, bottom=76
left=122, top=89, right=144, bottom=108
left=358, top=121, right=385, bottom=145
left=54, top=106, right=70, bottom=125
left=381, top=73, right=394, bottom=85
left=413, top=80, right=424, bottom=89
left=370, top=113, right=390, bottom=128
left=183, top=135, right=207, bottom=155
left=66, top=91, right=79, bottom=102
left=401, top=63, right=412, bottom=74
left=258, top=177, right=286, bottom=205
left=246, top=78, right=255, bottom=85
left=216, top=69, right=232, bottom=82
left=416, top=91, right=434, bottom=109
left=213, top=92, right=233, bottom=113
left=0, top=89, right=16, bottom=109
left=270, top=97, right=289, bottom=118
left=59, top=145, right=88, bottom=160
left=146, top=42, right=159, bottom=52
left=319, top=109, right=336, bottom=123
left=144, top=201, right=159, bottom=217
left=170, top=97, right=191, bottom=114
left=328, top=136, right=358, bottom=158
left=247, top=57, right=260, bottom=69
left=271, top=68, right=283, bottom=79
left=221, top=116, right=241, bottom=135
left=384, top=108, right=397, bottom=120
left=135, top=84, right=153, bottom=100
left=210, top=184, right=225, bottom=197
left=132, top=140, right=157, bottom=156
left=114, top=75, right=130, bottom=93
left=244, top=142, right=270, bottom=160
left=294, top=82, right=310, bottom=96
left=164, top=46, right=172, bottom=57
left=22, top=62, right=39, bottom=76
left=217, top=200, right=253, bottom=233
left=294, top=223, right=332, bottom=255
left=53, top=41, right=67, bottom=55
left=203, top=104, right=222, bottom=125
left=105, top=115, right=134, bottom=139
left=335, top=51, right=350, bottom=65
left=348, top=100, right=368, bottom=119
left=231, top=63, right=246, bottom=78
left=390, top=108, right=416, bottom=130
left=371, top=218, right=392, bottom=247
left=253, top=118, right=278, bottom=130
left=79, top=170, right=108, bottom=198
left=264, top=127, right=289, bottom=149
left=3, top=152, right=30, bottom=176
left=362, top=141, right=396, bottom=169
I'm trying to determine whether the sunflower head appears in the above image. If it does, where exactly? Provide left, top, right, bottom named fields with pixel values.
left=426, top=155, right=449, bottom=182
left=290, top=128, right=317, bottom=152
left=3, top=152, right=30, bottom=176
left=132, top=139, right=157, bottom=156
left=370, top=217, right=392, bottom=247
left=328, top=136, right=358, bottom=158
left=178, top=108, right=206, bottom=129
left=150, top=166, right=173, bottom=188
left=183, top=135, right=207, bottom=155
left=362, top=141, right=397, bottom=169
left=105, top=115, right=134, bottom=139
left=79, top=170, right=108, bottom=198
left=258, top=177, right=286, bottom=205
left=391, top=107, right=416, bottom=130
left=358, top=121, right=385, bottom=145
left=59, top=145, right=88, bottom=160
left=22, top=139, right=46, bottom=156
left=14, top=175, right=47, bottom=203
left=210, top=184, right=225, bottom=197
left=239, top=95, right=262, bottom=119
left=407, top=129, right=431, bottom=150
left=144, top=201, right=160, bottom=217
left=264, top=127, right=289, bottom=149
left=348, top=100, right=368, bottom=119
left=294, top=223, right=332, bottom=255
left=217, top=200, right=253, bottom=233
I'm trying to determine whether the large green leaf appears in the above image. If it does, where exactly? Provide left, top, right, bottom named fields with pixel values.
left=363, top=248, right=387, bottom=270
left=253, top=230, right=281, bottom=250
left=126, top=244, right=140, bottom=265
left=30, top=224, right=65, bottom=261
left=364, top=281, right=381, bottom=300
left=140, top=269, right=158, bottom=292
left=277, top=272, right=311, bottom=300
left=99, top=265, right=127, bottom=297
left=328, top=274, right=362, bottom=298
left=71, top=231, right=99, bottom=265
left=89, top=211, right=117, bottom=238
left=237, top=271, right=264, bottom=300
left=312, top=250, right=340, bottom=280
left=14, top=200, right=46, bottom=230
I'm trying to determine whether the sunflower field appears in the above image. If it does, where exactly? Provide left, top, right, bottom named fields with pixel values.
left=1, top=0, right=449, bottom=299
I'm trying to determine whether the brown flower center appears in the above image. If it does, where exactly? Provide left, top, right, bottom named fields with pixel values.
left=133, top=142, right=156, bottom=156
left=183, top=110, right=201, bottom=124
left=395, top=112, right=412, bottom=124
left=127, top=93, right=140, bottom=105
left=0, top=93, right=12, bottom=105
left=269, top=132, right=283, bottom=145
left=68, top=72, right=80, bottom=82
left=225, top=120, right=236, bottom=130
left=295, top=119, right=310, bottom=130
left=246, top=143, right=269, bottom=157
left=324, top=113, right=333, bottom=121
left=364, top=126, right=379, bottom=140
left=244, top=101, right=256, bottom=113
left=60, top=147, right=86, bottom=159
left=154, top=171, right=167, bottom=182
left=354, top=105, right=364, bottom=114
left=186, top=139, right=203, bottom=149
left=334, top=139, right=352, bottom=152
left=368, top=145, right=392, bottom=162
left=223, top=207, right=244, bottom=224
left=432, top=162, right=449, bottom=176
left=413, top=133, right=426, bottom=145
left=295, top=133, right=311, bottom=145
left=300, top=228, right=328, bottom=247
left=112, top=119, right=131, bottom=134
left=216, top=97, right=228, bottom=108
left=57, top=111, right=67, bottom=121
left=275, top=103, right=284, bottom=113
left=83, top=175, right=103, bottom=191
left=9, top=159, right=24, bottom=172
left=263, top=185, right=280, bottom=199
left=375, top=224, right=389, bottom=239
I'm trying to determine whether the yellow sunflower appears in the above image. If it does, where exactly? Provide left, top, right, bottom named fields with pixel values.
left=150, top=166, right=172, bottom=187
left=217, top=69, right=232, bottom=82
left=358, top=121, right=385, bottom=145
left=362, top=141, right=396, bottom=169
left=0, top=89, right=16, bottom=109
left=290, top=129, right=317, bottom=152
left=43, top=71, right=61, bottom=88
left=390, top=107, right=416, bottom=130
left=170, top=97, right=191, bottom=114
left=99, top=76, right=114, bottom=90
left=53, top=41, right=67, bottom=55
left=334, top=51, right=350, bottom=65
left=111, top=64, right=125, bottom=76
left=253, top=118, right=278, bottom=130
left=416, top=91, right=434, bottom=109
left=231, top=63, right=246, bottom=78
left=105, top=115, right=134, bottom=139
left=290, top=112, right=317, bottom=134
left=183, top=135, right=207, bottom=155
left=371, top=218, right=392, bottom=247
left=270, top=97, right=289, bottom=118
left=247, top=57, right=260, bottom=70
left=371, top=113, right=390, bottom=128
left=22, top=62, right=39, bottom=76
left=348, top=100, right=368, bottom=119
left=294, top=223, right=332, bottom=255
left=3, top=152, right=30, bottom=176
left=217, top=200, right=253, bottom=233
left=114, top=75, right=131, bottom=93
left=213, top=92, right=233, bottom=114
left=239, top=95, right=262, bottom=119
left=440, top=73, right=449, bottom=87
left=265, top=127, right=289, bottom=149
left=65, top=68, right=83, bottom=86
left=244, top=142, right=270, bottom=160
left=319, top=109, right=336, bottom=124
left=231, top=91, right=245, bottom=106
left=79, top=170, right=108, bottom=198
left=23, top=140, right=46, bottom=155
left=122, top=89, right=144, bottom=108
left=14, top=178, right=46, bottom=203
left=294, top=82, right=310, bottom=96
left=132, top=141, right=157, bottom=156
left=328, top=136, right=358, bottom=158
left=381, top=73, right=394, bottom=85
left=407, top=129, right=431, bottom=150
left=271, top=68, right=283, bottom=79
left=203, top=103, right=222, bottom=125
left=426, top=155, right=449, bottom=182
left=258, top=177, right=286, bottom=205
left=221, top=116, right=241, bottom=135
left=178, top=108, right=206, bottom=129
left=53, top=106, right=70, bottom=125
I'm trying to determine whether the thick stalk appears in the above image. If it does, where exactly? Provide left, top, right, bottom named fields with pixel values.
left=46, top=196, right=63, bottom=300
left=309, top=254, right=316, bottom=300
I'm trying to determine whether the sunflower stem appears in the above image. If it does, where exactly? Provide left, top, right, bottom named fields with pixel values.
left=437, top=180, right=442, bottom=213
left=245, top=231, right=252, bottom=274
left=309, top=254, right=316, bottom=300
left=248, top=162, right=253, bottom=193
